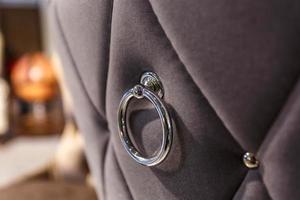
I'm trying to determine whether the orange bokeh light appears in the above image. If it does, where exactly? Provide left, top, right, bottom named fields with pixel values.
left=11, top=53, right=58, bottom=102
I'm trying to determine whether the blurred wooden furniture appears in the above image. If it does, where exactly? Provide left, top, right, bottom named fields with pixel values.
left=0, top=180, right=97, bottom=200
left=0, top=136, right=59, bottom=188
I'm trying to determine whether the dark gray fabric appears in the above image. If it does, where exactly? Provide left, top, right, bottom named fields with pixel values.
left=258, top=78, right=300, bottom=199
left=233, top=170, right=271, bottom=200
left=49, top=0, right=300, bottom=199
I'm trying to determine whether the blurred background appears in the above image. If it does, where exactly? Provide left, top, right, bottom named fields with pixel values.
left=0, top=0, right=97, bottom=199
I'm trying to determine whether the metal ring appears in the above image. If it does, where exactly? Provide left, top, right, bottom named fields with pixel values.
left=117, top=73, right=173, bottom=166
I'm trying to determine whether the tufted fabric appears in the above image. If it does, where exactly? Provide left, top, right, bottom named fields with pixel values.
left=49, top=0, right=300, bottom=199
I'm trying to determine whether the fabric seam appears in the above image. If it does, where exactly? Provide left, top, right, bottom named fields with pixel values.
left=146, top=1, right=239, bottom=151
left=53, top=2, right=108, bottom=126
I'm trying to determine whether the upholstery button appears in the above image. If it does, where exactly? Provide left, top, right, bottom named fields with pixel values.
left=243, top=152, right=259, bottom=169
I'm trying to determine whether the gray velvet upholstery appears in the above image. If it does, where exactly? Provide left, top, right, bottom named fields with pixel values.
left=49, top=0, right=300, bottom=199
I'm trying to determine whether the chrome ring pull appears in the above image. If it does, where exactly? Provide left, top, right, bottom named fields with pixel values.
left=117, top=72, right=173, bottom=166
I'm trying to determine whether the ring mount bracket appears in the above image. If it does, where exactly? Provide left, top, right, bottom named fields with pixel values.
left=117, top=72, right=173, bottom=167
left=140, top=72, right=164, bottom=98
